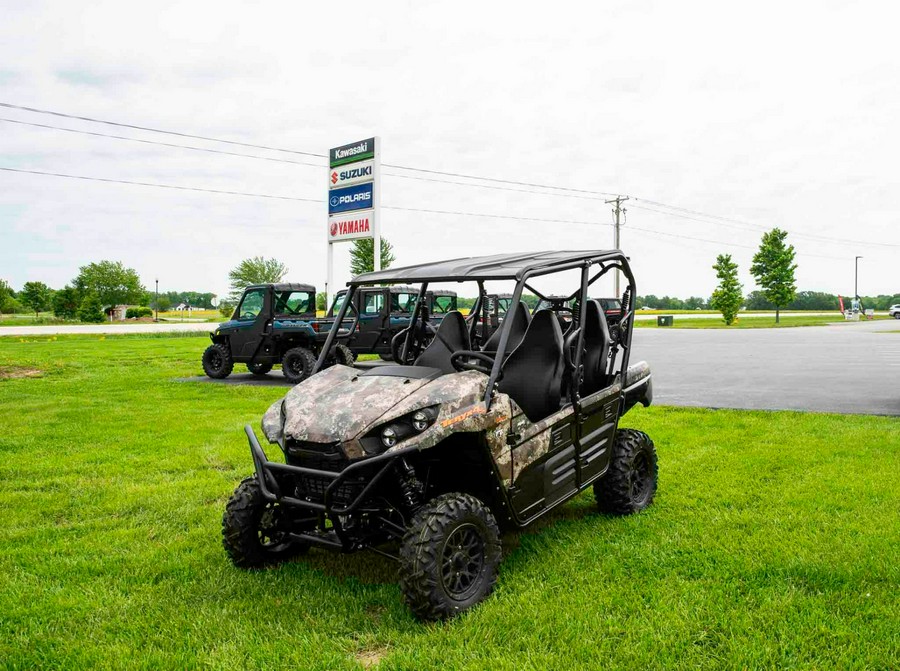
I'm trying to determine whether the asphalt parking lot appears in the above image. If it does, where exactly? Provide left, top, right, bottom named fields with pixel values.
left=635, top=319, right=899, bottom=416
left=180, top=320, right=900, bottom=416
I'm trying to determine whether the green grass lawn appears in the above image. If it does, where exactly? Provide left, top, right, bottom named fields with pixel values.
left=1, top=335, right=898, bottom=669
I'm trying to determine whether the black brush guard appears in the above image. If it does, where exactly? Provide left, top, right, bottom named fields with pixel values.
left=245, top=425, right=411, bottom=552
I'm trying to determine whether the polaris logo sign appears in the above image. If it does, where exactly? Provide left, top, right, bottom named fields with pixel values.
left=329, top=160, right=374, bottom=188
left=328, top=210, right=373, bottom=242
left=330, top=137, right=375, bottom=167
left=328, top=182, right=373, bottom=214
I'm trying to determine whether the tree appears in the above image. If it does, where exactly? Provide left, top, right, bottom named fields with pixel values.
left=228, top=257, right=288, bottom=302
left=73, top=261, right=145, bottom=309
left=53, top=286, right=80, bottom=319
left=0, top=280, right=13, bottom=314
left=316, top=292, right=327, bottom=312
left=710, top=254, right=743, bottom=325
left=77, top=293, right=105, bottom=323
left=750, top=228, right=797, bottom=323
left=349, top=238, right=395, bottom=276
left=156, top=296, right=172, bottom=312
left=20, top=281, right=53, bottom=318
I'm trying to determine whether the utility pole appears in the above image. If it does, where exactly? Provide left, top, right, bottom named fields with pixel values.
left=154, top=278, right=159, bottom=322
left=605, top=196, right=629, bottom=296
left=855, top=256, right=863, bottom=300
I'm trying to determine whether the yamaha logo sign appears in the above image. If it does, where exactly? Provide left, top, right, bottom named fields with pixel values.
left=328, top=210, right=373, bottom=242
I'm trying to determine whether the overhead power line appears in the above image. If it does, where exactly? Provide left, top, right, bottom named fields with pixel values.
left=0, top=166, right=613, bottom=227
left=0, top=117, right=325, bottom=168
left=0, top=101, right=327, bottom=158
left=0, top=100, right=620, bottom=196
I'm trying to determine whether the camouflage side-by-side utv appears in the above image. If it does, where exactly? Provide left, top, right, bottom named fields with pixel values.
left=222, top=251, right=656, bottom=621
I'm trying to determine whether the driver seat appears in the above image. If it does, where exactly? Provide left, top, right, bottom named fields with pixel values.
left=498, top=310, right=564, bottom=422
left=482, top=301, right=531, bottom=353
left=414, top=311, right=470, bottom=375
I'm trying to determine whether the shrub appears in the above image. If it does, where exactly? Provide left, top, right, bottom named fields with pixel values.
left=125, top=306, right=154, bottom=319
left=77, top=294, right=105, bottom=323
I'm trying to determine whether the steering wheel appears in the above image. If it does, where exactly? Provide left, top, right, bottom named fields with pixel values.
left=391, top=322, right=437, bottom=363
left=450, top=350, right=497, bottom=376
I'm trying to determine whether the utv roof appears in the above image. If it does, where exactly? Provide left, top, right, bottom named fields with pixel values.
left=249, top=283, right=315, bottom=292
left=352, top=251, right=622, bottom=284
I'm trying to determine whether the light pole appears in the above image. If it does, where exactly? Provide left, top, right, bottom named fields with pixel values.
left=854, top=256, right=863, bottom=300
left=155, top=278, right=159, bottom=322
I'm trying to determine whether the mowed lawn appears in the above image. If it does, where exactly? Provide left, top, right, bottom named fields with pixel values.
left=1, top=335, right=898, bottom=670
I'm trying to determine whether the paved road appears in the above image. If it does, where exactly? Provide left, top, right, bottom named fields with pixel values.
left=1, top=311, right=871, bottom=337
left=179, top=320, right=899, bottom=416
left=633, top=319, right=900, bottom=416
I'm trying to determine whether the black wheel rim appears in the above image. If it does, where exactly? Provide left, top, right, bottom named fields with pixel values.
left=209, top=351, right=222, bottom=370
left=287, top=356, right=302, bottom=376
left=629, top=451, right=653, bottom=505
left=257, top=504, right=291, bottom=551
left=441, top=523, right=484, bottom=600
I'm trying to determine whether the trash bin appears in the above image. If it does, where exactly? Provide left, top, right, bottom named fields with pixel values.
left=657, top=315, right=674, bottom=326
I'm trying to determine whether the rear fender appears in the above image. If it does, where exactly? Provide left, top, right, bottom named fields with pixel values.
left=622, top=360, right=652, bottom=414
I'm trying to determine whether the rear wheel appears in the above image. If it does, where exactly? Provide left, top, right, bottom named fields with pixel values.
left=333, top=343, right=355, bottom=366
left=399, top=492, right=501, bottom=621
left=247, top=361, right=273, bottom=376
left=379, top=352, right=394, bottom=361
left=893, top=313, right=900, bottom=319
left=202, top=343, right=233, bottom=379
left=281, top=347, right=316, bottom=384
left=222, top=476, right=308, bottom=568
left=594, top=429, right=658, bottom=515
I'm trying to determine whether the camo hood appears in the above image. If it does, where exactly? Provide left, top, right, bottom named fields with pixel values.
left=261, top=365, right=488, bottom=451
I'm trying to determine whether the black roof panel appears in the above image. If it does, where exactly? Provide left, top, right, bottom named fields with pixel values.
left=351, top=251, right=621, bottom=284
left=248, top=283, right=315, bottom=292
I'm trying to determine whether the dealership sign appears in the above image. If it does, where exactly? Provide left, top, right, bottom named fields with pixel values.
left=328, top=209, right=374, bottom=242
left=330, top=137, right=375, bottom=167
left=330, top=159, right=374, bottom=189
left=326, top=137, right=381, bottom=301
left=328, top=182, right=374, bottom=214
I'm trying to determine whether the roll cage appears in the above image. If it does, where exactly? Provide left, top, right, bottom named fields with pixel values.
left=315, top=251, right=637, bottom=408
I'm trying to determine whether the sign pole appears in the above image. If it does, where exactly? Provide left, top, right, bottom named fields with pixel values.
left=373, top=136, right=381, bottom=272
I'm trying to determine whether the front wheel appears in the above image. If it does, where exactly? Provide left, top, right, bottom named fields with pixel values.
left=594, top=429, right=658, bottom=515
left=222, top=476, right=307, bottom=569
left=281, top=347, right=316, bottom=384
left=202, top=343, right=233, bottom=379
left=333, top=343, right=355, bottom=366
left=893, top=313, right=900, bottom=319
left=399, top=492, right=501, bottom=621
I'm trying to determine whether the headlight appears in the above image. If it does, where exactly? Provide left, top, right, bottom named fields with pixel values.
left=361, top=405, right=440, bottom=455
left=381, top=426, right=398, bottom=448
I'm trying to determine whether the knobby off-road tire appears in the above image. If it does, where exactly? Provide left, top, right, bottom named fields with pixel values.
left=222, top=476, right=308, bottom=569
left=281, top=347, right=316, bottom=384
left=247, top=361, right=273, bottom=376
left=378, top=353, right=394, bottom=361
left=399, top=492, right=501, bottom=621
left=202, top=343, right=233, bottom=379
left=333, top=343, right=356, bottom=366
left=594, top=429, right=658, bottom=515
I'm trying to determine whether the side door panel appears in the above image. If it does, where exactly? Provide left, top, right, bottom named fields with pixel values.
left=508, top=411, right=579, bottom=522
left=576, top=386, right=621, bottom=485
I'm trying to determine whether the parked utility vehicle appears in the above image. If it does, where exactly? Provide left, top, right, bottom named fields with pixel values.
left=202, top=283, right=352, bottom=383
left=327, top=286, right=458, bottom=360
left=222, top=251, right=656, bottom=620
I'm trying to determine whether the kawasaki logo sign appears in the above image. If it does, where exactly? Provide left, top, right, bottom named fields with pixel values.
left=329, top=137, right=375, bottom=167
left=329, top=159, right=374, bottom=188
left=328, top=182, right=373, bottom=214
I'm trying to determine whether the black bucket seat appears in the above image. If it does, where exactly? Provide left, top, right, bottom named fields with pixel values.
left=414, top=311, right=470, bottom=374
left=580, top=299, right=612, bottom=395
left=498, top=310, right=564, bottom=422
left=482, top=301, right=531, bottom=353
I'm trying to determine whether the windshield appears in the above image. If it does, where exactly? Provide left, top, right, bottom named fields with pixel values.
left=274, top=290, right=314, bottom=316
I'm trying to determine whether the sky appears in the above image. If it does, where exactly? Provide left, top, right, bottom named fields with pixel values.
left=1, top=0, right=897, bottom=302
